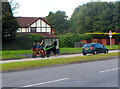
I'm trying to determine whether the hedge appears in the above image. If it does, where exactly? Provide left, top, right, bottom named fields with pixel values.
left=59, top=33, right=93, bottom=47
left=2, top=33, right=120, bottom=50
left=59, top=33, right=120, bottom=47
left=2, top=34, right=44, bottom=50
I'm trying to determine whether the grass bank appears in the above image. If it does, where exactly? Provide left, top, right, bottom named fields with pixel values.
left=1, top=45, right=119, bottom=59
left=1, top=52, right=119, bottom=71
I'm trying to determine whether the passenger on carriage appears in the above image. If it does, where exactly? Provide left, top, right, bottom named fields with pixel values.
left=32, top=42, right=36, bottom=51
left=36, top=40, right=44, bottom=51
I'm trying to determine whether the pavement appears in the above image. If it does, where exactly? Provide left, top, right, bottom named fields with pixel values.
left=2, top=58, right=119, bottom=87
left=1, top=50, right=119, bottom=64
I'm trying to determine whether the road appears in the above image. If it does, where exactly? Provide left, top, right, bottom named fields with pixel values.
left=1, top=50, right=119, bottom=64
left=2, top=58, right=119, bottom=87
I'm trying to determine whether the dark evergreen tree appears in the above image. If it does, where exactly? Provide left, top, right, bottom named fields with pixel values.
left=2, top=2, right=18, bottom=40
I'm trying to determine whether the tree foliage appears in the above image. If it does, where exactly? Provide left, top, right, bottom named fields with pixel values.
left=2, top=2, right=18, bottom=41
left=46, top=11, right=69, bottom=34
left=9, top=0, right=20, bottom=14
left=69, top=1, right=120, bottom=33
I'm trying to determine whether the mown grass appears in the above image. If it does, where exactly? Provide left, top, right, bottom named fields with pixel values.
left=1, top=45, right=119, bottom=59
left=1, top=50, right=32, bottom=59
left=60, top=48, right=82, bottom=54
left=106, top=45, right=119, bottom=50
left=1, top=52, right=119, bottom=71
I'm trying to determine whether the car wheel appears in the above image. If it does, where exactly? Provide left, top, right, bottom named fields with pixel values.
left=104, top=50, right=108, bottom=54
left=83, top=53, right=86, bottom=56
left=93, top=51, right=97, bottom=55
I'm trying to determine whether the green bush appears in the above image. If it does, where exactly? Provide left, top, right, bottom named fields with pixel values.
left=59, top=33, right=120, bottom=47
left=2, top=34, right=44, bottom=50
left=59, top=33, right=78, bottom=47
left=27, top=34, right=44, bottom=43
left=114, top=34, right=120, bottom=42
left=80, top=34, right=93, bottom=40
left=59, top=33, right=93, bottom=47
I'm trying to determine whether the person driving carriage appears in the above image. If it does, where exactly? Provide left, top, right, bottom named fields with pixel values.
left=36, top=40, right=44, bottom=49
left=36, top=40, right=44, bottom=52
left=32, top=40, right=44, bottom=52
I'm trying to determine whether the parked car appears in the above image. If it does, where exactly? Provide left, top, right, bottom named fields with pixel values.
left=82, top=43, right=108, bottom=55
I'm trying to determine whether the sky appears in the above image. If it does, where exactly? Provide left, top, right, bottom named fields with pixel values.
left=9, top=0, right=118, bottom=18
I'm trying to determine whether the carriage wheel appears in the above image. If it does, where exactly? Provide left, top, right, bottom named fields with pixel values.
left=32, top=53, right=37, bottom=58
left=41, top=50, right=46, bottom=58
left=46, top=54, right=50, bottom=57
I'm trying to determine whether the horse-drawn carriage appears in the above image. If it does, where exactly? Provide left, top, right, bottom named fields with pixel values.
left=32, top=41, right=57, bottom=58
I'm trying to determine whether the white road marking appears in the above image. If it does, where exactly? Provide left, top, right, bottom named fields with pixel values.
left=99, top=68, right=119, bottom=73
left=22, top=77, right=69, bottom=87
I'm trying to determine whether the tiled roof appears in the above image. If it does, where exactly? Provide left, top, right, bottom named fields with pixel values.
left=15, top=17, right=51, bottom=28
left=18, top=33, right=58, bottom=38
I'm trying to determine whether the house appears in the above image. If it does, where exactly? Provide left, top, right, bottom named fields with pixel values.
left=16, top=17, right=59, bottom=53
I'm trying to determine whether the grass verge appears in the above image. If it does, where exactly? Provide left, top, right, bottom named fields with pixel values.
left=105, top=45, right=119, bottom=50
left=1, top=45, right=119, bottom=59
left=1, top=52, right=119, bottom=72
left=1, top=50, right=32, bottom=59
left=60, top=48, right=82, bottom=54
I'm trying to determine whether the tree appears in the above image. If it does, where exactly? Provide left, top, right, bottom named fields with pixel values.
left=2, top=2, right=18, bottom=40
left=114, top=1, right=120, bottom=31
left=46, top=11, right=69, bottom=34
left=9, top=0, right=19, bottom=14
left=69, top=2, right=119, bottom=33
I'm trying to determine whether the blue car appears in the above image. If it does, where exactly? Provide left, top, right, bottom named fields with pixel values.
left=82, top=43, right=108, bottom=55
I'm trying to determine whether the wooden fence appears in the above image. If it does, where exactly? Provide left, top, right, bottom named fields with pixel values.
left=80, top=38, right=119, bottom=45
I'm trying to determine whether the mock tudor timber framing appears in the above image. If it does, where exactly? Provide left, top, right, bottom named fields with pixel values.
left=16, top=17, right=52, bottom=33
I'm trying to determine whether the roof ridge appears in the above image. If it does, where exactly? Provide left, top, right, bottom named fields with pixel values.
left=15, top=17, right=52, bottom=28
left=15, top=17, right=45, bottom=18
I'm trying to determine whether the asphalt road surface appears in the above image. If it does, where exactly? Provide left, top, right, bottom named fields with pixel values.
left=2, top=58, right=119, bottom=87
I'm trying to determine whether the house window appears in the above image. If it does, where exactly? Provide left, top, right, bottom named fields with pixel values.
left=30, top=27, right=36, bottom=33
